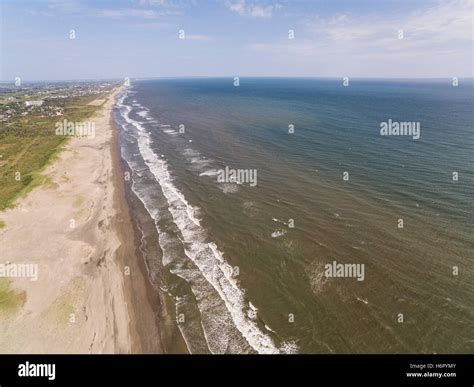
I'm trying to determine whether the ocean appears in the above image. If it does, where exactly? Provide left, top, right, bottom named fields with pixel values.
left=113, top=78, right=473, bottom=354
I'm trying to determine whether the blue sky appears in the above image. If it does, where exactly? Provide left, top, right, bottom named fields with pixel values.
left=1, top=0, right=472, bottom=81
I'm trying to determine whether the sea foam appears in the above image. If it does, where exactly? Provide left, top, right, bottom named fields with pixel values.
left=117, top=94, right=285, bottom=354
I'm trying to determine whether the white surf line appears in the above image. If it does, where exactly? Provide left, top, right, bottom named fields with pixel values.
left=272, top=217, right=288, bottom=225
left=118, top=94, right=284, bottom=354
left=116, top=98, right=195, bottom=355
left=128, top=125, right=279, bottom=354
left=118, top=97, right=247, bottom=353
left=271, top=229, right=287, bottom=238
left=138, top=134, right=279, bottom=354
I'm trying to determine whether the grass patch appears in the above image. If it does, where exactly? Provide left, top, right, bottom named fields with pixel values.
left=0, top=278, right=25, bottom=315
left=45, top=277, right=84, bottom=325
left=73, top=195, right=85, bottom=208
left=0, top=220, right=5, bottom=229
left=43, top=175, right=59, bottom=190
left=0, top=92, right=108, bottom=209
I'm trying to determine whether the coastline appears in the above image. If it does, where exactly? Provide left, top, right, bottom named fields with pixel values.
left=0, top=86, right=163, bottom=353
left=113, top=91, right=189, bottom=354
left=110, top=94, right=164, bottom=354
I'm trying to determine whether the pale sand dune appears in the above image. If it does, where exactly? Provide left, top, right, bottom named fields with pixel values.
left=0, top=86, right=157, bottom=353
left=87, top=99, right=106, bottom=106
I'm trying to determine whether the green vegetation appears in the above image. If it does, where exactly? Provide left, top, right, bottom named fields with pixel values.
left=0, top=93, right=107, bottom=209
left=73, top=195, right=85, bottom=208
left=0, top=278, right=25, bottom=315
left=0, top=220, right=5, bottom=229
left=45, top=277, right=84, bottom=325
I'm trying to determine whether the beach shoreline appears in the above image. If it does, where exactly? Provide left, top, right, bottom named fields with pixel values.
left=110, top=92, right=166, bottom=354
left=0, top=86, right=163, bottom=353
left=113, top=91, right=189, bottom=354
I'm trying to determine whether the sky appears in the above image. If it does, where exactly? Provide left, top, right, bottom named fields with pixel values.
left=0, top=0, right=473, bottom=81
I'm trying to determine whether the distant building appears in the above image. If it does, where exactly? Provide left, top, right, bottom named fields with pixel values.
left=25, top=100, right=43, bottom=107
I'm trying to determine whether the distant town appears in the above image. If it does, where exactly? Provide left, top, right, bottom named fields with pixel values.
left=0, top=81, right=120, bottom=123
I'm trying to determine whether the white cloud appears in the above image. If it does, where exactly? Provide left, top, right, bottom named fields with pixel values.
left=97, top=8, right=180, bottom=19
left=306, top=0, right=473, bottom=47
left=228, top=1, right=246, bottom=15
left=98, top=9, right=159, bottom=19
left=227, top=1, right=281, bottom=19
left=26, top=10, right=54, bottom=17
left=247, top=0, right=473, bottom=77
left=46, top=0, right=82, bottom=12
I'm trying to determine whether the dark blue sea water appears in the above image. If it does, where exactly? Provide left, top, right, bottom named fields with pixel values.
left=114, top=78, right=473, bottom=354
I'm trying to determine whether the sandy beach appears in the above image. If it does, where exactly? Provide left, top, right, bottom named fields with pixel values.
left=0, top=86, right=163, bottom=354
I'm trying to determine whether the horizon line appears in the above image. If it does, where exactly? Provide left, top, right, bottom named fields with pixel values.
left=1, top=76, right=473, bottom=84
